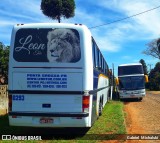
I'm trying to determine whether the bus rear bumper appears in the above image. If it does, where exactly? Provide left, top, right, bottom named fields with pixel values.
left=8, top=112, right=90, bottom=127
left=9, top=111, right=89, bottom=117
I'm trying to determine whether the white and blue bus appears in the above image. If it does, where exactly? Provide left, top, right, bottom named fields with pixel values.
left=8, top=23, right=110, bottom=127
left=117, top=63, right=148, bottom=101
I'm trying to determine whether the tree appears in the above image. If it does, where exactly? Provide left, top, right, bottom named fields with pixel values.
left=148, top=62, right=160, bottom=90
left=41, top=0, right=75, bottom=23
left=157, top=38, right=160, bottom=54
left=143, top=38, right=160, bottom=59
left=139, top=59, right=148, bottom=75
left=0, top=42, right=9, bottom=84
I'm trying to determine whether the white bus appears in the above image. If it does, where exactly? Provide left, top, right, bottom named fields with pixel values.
left=8, top=23, right=110, bottom=127
left=117, top=63, right=148, bottom=101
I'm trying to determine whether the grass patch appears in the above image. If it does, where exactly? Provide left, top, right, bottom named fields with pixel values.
left=86, top=100, right=126, bottom=135
left=0, top=101, right=126, bottom=142
left=75, top=101, right=126, bottom=142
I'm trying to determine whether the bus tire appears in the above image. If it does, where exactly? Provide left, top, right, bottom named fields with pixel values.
left=99, top=101, right=103, bottom=116
left=138, top=97, right=142, bottom=101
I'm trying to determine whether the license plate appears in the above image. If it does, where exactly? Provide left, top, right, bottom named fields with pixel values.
left=131, top=95, right=135, bottom=97
left=40, top=118, right=53, bottom=124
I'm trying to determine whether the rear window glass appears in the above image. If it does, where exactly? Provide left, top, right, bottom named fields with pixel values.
left=13, top=28, right=81, bottom=62
left=118, top=65, right=144, bottom=76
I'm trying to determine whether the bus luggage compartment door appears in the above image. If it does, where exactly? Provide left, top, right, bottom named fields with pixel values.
left=10, top=72, right=83, bottom=113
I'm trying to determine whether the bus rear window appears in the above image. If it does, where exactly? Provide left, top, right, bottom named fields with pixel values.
left=13, top=28, right=81, bottom=62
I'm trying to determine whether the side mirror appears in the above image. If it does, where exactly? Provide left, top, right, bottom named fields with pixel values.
left=145, top=75, right=148, bottom=83
left=115, top=77, right=119, bottom=85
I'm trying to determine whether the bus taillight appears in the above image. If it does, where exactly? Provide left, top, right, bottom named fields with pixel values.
left=8, top=94, right=12, bottom=111
left=82, top=95, right=90, bottom=112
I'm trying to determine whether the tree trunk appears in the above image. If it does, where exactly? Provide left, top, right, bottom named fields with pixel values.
left=58, top=16, right=61, bottom=23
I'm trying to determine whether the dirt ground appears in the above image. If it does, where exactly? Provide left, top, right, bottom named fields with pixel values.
left=101, top=91, right=160, bottom=143
left=124, top=91, right=160, bottom=143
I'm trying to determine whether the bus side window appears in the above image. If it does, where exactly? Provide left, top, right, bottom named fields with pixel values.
left=101, top=56, right=104, bottom=72
left=105, top=62, right=107, bottom=74
left=98, top=52, right=101, bottom=70
left=103, top=62, right=106, bottom=74
left=92, top=39, right=96, bottom=68
left=92, top=38, right=99, bottom=69
left=105, top=64, right=109, bottom=75
left=96, top=48, right=99, bottom=70
left=92, top=38, right=107, bottom=73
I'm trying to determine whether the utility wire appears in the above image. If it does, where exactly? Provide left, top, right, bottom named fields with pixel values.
left=89, top=5, right=160, bottom=29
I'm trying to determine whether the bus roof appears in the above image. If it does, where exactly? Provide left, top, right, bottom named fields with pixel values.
left=13, top=23, right=88, bottom=30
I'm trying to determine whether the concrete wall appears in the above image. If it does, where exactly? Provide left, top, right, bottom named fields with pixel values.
left=0, top=85, right=8, bottom=115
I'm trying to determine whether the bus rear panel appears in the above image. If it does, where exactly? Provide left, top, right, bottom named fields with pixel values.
left=8, top=23, right=109, bottom=127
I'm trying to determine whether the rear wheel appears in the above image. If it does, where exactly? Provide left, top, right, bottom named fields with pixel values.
left=99, top=101, right=103, bottom=116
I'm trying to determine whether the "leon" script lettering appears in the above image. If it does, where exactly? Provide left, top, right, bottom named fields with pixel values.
left=15, top=35, right=45, bottom=55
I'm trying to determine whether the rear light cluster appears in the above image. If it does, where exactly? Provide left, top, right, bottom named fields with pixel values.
left=82, top=95, right=90, bottom=112
left=8, top=94, right=12, bottom=111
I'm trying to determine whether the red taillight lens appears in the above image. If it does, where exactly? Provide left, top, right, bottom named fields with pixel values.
left=8, top=94, right=12, bottom=111
left=82, top=96, right=90, bottom=112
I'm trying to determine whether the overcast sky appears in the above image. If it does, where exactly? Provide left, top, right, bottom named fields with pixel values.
left=0, top=0, right=160, bottom=74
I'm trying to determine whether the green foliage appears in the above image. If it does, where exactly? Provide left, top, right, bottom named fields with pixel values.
left=139, top=59, right=148, bottom=75
left=0, top=42, right=9, bottom=84
left=41, top=0, right=75, bottom=23
left=147, top=62, right=160, bottom=90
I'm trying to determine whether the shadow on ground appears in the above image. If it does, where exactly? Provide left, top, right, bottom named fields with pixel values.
left=0, top=114, right=90, bottom=140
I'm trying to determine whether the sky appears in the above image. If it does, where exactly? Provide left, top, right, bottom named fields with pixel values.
left=0, top=0, right=160, bottom=75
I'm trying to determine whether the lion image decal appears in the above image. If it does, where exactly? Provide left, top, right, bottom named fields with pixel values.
left=47, top=29, right=81, bottom=63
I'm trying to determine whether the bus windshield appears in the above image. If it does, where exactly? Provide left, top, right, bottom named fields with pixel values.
left=118, top=65, right=144, bottom=76
left=119, top=76, right=145, bottom=90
